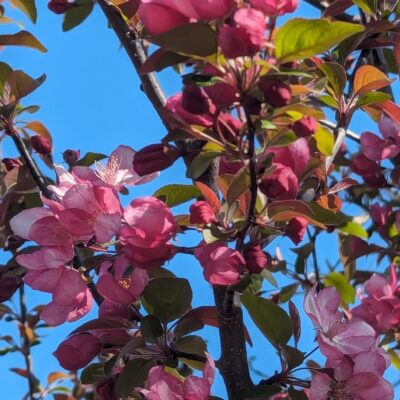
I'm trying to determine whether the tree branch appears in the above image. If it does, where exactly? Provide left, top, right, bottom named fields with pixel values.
left=96, top=0, right=168, bottom=128
left=2, top=120, right=56, bottom=201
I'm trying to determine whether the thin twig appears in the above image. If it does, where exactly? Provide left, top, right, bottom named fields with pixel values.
left=319, top=120, right=360, bottom=143
left=19, top=285, right=36, bottom=400
left=2, top=120, right=56, bottom=201
left=307, top=227, right=321, bottom=286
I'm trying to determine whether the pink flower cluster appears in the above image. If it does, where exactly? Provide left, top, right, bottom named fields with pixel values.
left=10, top=146, right=175, bottom=325
left=139, top=0, right=298, bottom=59
left=360, top=117, right=400, bottom=162
left=305, top=286, right=394, bottom=400
left=352, top=265, right=400, bottom=334
left=139, top=353, right=215, bottom=400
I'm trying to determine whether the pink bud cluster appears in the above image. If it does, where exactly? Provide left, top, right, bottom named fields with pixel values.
left=304, top=282, right=396, bottom=400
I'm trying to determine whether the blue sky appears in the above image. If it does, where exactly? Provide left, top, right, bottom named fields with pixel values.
left=0, top=1, right=399, bottom=399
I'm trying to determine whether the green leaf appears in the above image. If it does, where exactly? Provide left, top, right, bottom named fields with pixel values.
left=0, top=31, right=47, bottom=52
left=318, top=62, right=347, bottom=98
left=339, top=221, right=369, bottom=239
left=275, top=18, right=364, bottom=63
left=242, top=294, right=293, bottom=347
left=314, top=126, right=334, bottom=156
left=289, top=386, right=308, bottom=400
left=149, top=23, right=218, bottom=57
left=62, top=3, right=94, bottom=32
left=153, top=184, right=201, bottom=207
left=356, top=91, right=391, bottom=108
left=186, top=151, right=221, bottom=180
left=140, top=315, right=164, bottom=341
left=319, top=94, right=338, bottom=109
left=173, top=317, right=204, bottom=338
left=142, top=278, right=192, bottom=323
left=74, top=152, right=107, bottom=167
left=80, top=363, right=104, bottom=385
left=324, top=271, right=355, bottom=304
left=352, top=0, right=377, bottom=14
left=10, top=0, right=37, bottom=23
left=175, top=335, right=206, bottom=370
left=115, top=359, right=155, bottom=397
left=279, top=283, right=299, bottom=303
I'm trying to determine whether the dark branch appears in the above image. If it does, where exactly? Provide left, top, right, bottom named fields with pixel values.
left=96, top=0, right=169, bottom=129
left=3, top=120, right=56, bottom=201
left=96, top=3, right=254, bottom=398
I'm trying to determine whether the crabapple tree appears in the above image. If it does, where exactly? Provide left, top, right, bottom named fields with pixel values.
left=0, top=0, right=400, bottom=399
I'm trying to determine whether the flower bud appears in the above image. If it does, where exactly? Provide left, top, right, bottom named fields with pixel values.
left=250, top=0, right=298, bottom=16
left=285, top=217, right=307, bottom=245
left=53, top=333, right=101, bottom=370
left=133, top=144, right=179, bottom=176
left=2, top=158, right=22, bottom=172
left=62, top=149, right=80, bottom=165
left=30, top=135, right=52, bottom=155
left=219, top=8, right=266, bottom=59
left=292, top=116, right=317, bottom=137
left=190, top=201, right=217, bottom=225
left=259, top=164, right=298, bottom=200
left=259, top=78, right=292, bottom=107
left=182, top=84, right=210, bottom=115
left=243, top=244, right=269, bottom=274
left=48, top=0, right=71, bottom=14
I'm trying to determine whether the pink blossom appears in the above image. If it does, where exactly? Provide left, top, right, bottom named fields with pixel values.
left=360, top=117, right=400, bottom=161
left=285, top=217, right=307, bottom=245
left=53, top=332, right=101, bottom=370
left=259, top=163, right=299, bottom=200
left=304, top=286, right=376, bottom=359
left=194, top=242, right=245, bottom=285
left=265, top=137, right=311, bottom=176
left=57, top=182, right=123, bottom=243
left=309, top=356, right=393, bottom=400
left=120, top=197, right=176, bottom=269
left=123, top=197, right=175, bottom=248
left=97, top=255, right=148, bottom=304
left=352, top=266, right=400, bottom=333
left=189, top=201, right=217, bottom=225
left=250, top=0, right=298, bottom=16
left=219, top=8, right=266, bottom=58
left=172, top=0, right=233, bottom=21
left=243, top=244, right=269, bottom=274
left=140, top=353, right=215, bottom=400
left=166, top=93, right=216, bottom=127
left=139, top=0, right=233, bottom=35
left=350, top=152, right=386, bottom=188
left=51, top=145, right=157, bottom=193
left=138, top=0, right=189, bottom=35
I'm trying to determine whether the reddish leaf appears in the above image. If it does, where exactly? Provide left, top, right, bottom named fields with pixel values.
left=393, top=33, right=400, bottom=75
left=10, top=368, right=28, bottom=378
left=323, top=0, right=352, bottom=18
left=377, top=100, right=400, bottom=124
left=288, top=300, right=301, bottom=348
left=354, top=65, right=391, bottom=95
left=47, top=372, right=69, bottom=385
left=329, top=178, right=358, bottom=194
left=178, top=306, right=253, bottom=346
left=195, top=181, right=221, bottom=213
left=69, top=318, right=132, bottom=336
